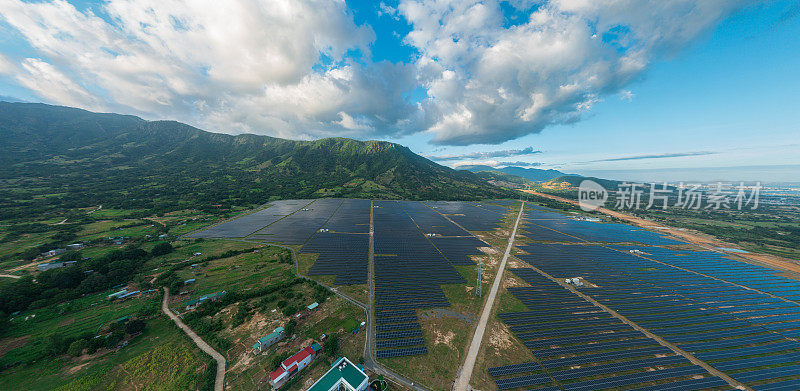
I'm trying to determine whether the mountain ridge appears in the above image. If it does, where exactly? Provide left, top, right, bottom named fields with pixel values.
left=458, top=164, right=567, bottom=182
left=0, top=102, right=512, bottom=217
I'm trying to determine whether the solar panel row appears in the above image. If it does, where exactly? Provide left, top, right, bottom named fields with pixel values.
left=300, top=232, right=368, bottom=284
left=488, top=266, right=714, bottom=390
left=250, top=198, right=344, bottom=244
left=188, top=199, right=312, bottom=238
left=372, top=200, right=513, bottom=358
left=511, top=239, right=800, bottom=388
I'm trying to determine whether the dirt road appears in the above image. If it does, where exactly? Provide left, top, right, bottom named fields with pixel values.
left=454, top=202, right=525, bottom=391
left=161, top=288, right=226, bottom=391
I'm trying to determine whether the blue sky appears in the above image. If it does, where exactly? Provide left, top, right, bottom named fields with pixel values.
left=0, top=0, right=797, bottom=182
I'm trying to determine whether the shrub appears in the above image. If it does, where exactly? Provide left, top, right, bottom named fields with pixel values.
left=67, top=339, right=88, bottom=357
left=151, top=242, right=174, bottom=256
left=125, top=319, right=146, bottom=334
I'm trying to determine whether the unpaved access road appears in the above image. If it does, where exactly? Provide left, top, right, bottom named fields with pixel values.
left=161, top=288, right=226, bottom=391
left=454, top=202, right=525, bottom=391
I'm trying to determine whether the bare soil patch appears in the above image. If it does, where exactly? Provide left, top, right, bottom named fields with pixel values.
left=0, top=335, right=29, bottom=357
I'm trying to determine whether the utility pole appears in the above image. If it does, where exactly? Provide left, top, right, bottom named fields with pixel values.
left=476, top=259, right=482, bottom=297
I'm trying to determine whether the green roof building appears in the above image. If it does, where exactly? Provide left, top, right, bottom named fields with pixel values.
left=253, top=327, right=285, bottom=352
left=307, top=357, right=368, bottom=391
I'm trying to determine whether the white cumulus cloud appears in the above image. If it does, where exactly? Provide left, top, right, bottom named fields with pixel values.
left=0, top=0, right=753, bottom=145
left=400, top=0, right=752, bottom=145
left=0, top=0, right=416, bottom=139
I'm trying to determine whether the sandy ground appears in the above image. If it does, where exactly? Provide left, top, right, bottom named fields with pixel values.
left=487, top=323, right=513, bottom=350
left=522, top=190, right=800, bottom=275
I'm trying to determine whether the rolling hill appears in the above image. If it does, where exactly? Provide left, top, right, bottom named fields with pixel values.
left=0, top=102, right=511, bottom=218
left=543, top=175, right=623, bottom=190
left=459, top=164, right=567, bottom=182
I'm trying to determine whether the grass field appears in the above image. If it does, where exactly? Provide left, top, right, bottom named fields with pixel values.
left=0, top=315, right=212, bottom=391
left=1, top=292, right=160, bottom=367
left=174, top=247, right=292, bottom=295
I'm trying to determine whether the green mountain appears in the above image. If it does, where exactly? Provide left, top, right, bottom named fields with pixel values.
left=459, top=164, right=566, bottom=182
left=544, top=175, right=623, bottom=189
left=474, top=170, right=532, bottom=189
left=0, top=102, right=511, bottom=218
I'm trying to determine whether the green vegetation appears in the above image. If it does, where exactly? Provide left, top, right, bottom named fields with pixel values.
left=459, top=165, right=566, bottom=182
left=0, top=246, right=152, bottom=316
left=0, top=315, right=213, bottom=391
left=474, top=170, right=534, bottom=189
left=0, top=102, right=510, bottom=229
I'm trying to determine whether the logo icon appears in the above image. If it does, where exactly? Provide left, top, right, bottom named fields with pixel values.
left=578, top=179, right=608, bottom=211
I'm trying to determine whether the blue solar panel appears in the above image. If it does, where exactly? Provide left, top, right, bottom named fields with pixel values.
left=488, top=362, right=541, bottom=377
left=495, top=372, right=553, bottom=390
left=559, top=365, right=707, bottom=391
left=753, top=379, right=800, bottom=391
left=376, top=346, right=428, bottom=358
left=375, top=337, right=425, bottom=349
left=626, top=377, right=728, bottom=391
left=732, top=364, right=800, bottom=383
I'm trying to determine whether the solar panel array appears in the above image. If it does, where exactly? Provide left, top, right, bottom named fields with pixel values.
left=187, top=198, right=519, bottom=360
left=371, top=200, right=513, bottom=358
left=300, top=233, right=368, bottom=284
left=187, top=199, right=312, bottom=238
left=487, top=204, right=800, bottom=389
left=320, top=199, right=371, bottom=233
left=424, top=201, right=507, bottom=231
left=401, top=200, right=469, bottom=236
left=429, top=236, right=487, bottom=265
left=371, top=200, right=460, bottom=358
left=502, top=239, right=800, bottom=389
left=618, top=245, right=800, bottom=303
left=249, top=198, right=344, bottom=244
left=299, top=199, right=371, bottom=284
left=489, top=268, right=721, bottom=390
left=521, top=206, right=681, bottom=245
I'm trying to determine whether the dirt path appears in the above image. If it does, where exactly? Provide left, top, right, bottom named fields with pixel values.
left=161, top=288, right=226, bottom=391
left=0, top=274, right=20, bottom=279
left=522, top=190, right=800, bottom=274
left=454, top=202, right=525, bottom=391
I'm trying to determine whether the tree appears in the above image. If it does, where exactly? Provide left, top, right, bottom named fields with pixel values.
left=284, top=319, right=297, bottom=336
left=45, top=333, right=68, bottom=356
left=21, top=247, right=40, bottom=261
left=232, top=305, right=248, bottom=327
left=125, top=318, right=146, bottom=334
left=106, top=331, right=125, bottom=349
left=271, top=351, right=291, bottom=369
left=151, top=242, right=174, bottom=256
left=281, top=304, right=297, bottom=317
left=67, top=339, right=88, bottom=357
left=78, top=273, right=108, bottom=294
left=323, top=334, right=339, bottom=357
left=58, top=251, right=82, bottom=262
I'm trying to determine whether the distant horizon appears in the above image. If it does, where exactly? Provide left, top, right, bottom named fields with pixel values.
left=453, top=160, right=800, bottom=184
left=0, top=1, right=797, bottom=181
left=1, top=99, right=797, bottom=184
